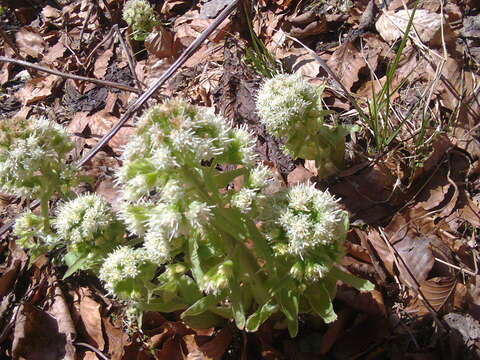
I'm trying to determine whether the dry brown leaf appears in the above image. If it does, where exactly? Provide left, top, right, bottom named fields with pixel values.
left=196, top=327, right=233, bottom=360
left=376, top=9, right=455, bottom=47
left=48, top=283, right=77, bottom=358
left=79, top=288, right=105, bottom=351
left=15, top=27, right=46, bottom=58
left=145, top=26, right=176, bottom=59
left=287, top=165, right=314, bottom=186
left=326, top=42, right=365, bottom=91
left=16, top=75, right=61, bottom=105
left=0, top=260, right=21, bottom=298
left=94, top=49, right=114, bottom=80
left=406, top=276, right=456, bottom=315
left=43, top=40, right=66, bottom=64
left=12, top=303, right=75, bottom=360
left=103, top=318, right=128, bottom=360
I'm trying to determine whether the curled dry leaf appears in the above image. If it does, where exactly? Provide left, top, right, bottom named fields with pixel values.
left=13, top=301, right=76, bottom=360
left=94, top=49, right=114, bottom=80
left=16, top=75, right=61, bottom=105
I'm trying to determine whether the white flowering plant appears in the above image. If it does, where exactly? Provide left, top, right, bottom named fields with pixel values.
left=96, top=98, right=372, bottom=337
left=122, top=0, right=158, bottom=41
left=0, top=116, right=80, bottom=257
left=256, top=73, right=353, bottom=175
left=4, top=102, right=372, bottom=336
left=53, top=194, right=126, bottom=277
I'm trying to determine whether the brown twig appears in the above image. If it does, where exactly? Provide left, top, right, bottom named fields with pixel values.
left=79, top=3, right=95, bottom=48
left=114, top=25, right=144, bottom=90
left=0, top=0, right=240, bottom=238
left=0, top=56, right=141, bottom=93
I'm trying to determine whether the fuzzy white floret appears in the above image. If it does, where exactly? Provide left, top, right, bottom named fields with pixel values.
left=186, top=201, right=213, bottom=227
left=231, top=188, right=258, bottom=213
left=99, top=246, right=147, bottom=293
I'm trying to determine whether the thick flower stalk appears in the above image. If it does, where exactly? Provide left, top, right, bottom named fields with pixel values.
left=256, top=73, right=350, bottom=174
left=0, top=116, right=76, bottom=229
left=53, top=194, right=125, bottom=272
left=122, top=0, right=158, bottom=41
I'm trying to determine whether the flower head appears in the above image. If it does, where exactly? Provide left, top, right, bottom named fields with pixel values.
left=99, top=246, right=152, bottom=296
left=0, top=117, right=75, bottom=198
left=122, top=0, right=158, bottom=41
left=256, top=74, right=322, bottom=137
left=53, top=194, right=123, bottom=264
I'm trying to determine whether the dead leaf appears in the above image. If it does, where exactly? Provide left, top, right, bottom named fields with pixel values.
left=16, top=75, right=61, bottom=105
left=79, top=288, right=105, bottom=351
left=43, top=40, right=66, bottom=64
left=145, top=26, right=176, bottom=59
left=376, top=9, right=455, bottom=47
left=326, top=42, right=366, bottom=91
left=94, top=49, right=113, bottom=80
left=12, top=303, right=76, bottom=360
left=15, top=27, right=46, bottom=58
left=287, top=165, right=314, bottom=186
left=103, top=318, right=128, bottom=360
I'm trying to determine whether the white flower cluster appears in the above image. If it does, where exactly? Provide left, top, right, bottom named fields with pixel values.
left=122, top=0, right=158, bottom=41
left=0, top=117, right=74, bottom=198
left=115, top=99, right=260, bottom=263
left=53, top=194, right=121, bottom=255
left=264, top=182, right=347, bottom=282
left=99, top=246, right=149, bottom=294
left=256, top=74, right=321, bottom=137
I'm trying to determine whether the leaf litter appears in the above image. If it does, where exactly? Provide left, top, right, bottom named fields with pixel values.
left=0, top=0, right=480, bottom=358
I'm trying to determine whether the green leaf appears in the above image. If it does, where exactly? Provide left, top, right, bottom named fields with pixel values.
left=181, top=295, right=217, bottom=318
left=62, top=255, right=89, bottom=279
left=329, top=267, right=375, bottom=292
left=212, top=167, right=249, bottom=189
left=138, top=299, right=187, bottom=313
left=305, top=283, right=337, bottom=323
left=245, top=302, right=278, bottom=332
left=278, top=289, right=299, bottom=337
left=182, top=311, right=226, bottom=329
left=230, top=270, right=246, bottom=329
left=177, top=275, right=203, bottom=304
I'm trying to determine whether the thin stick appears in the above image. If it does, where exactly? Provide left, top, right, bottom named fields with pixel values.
left=0, top=0, right=240, bottom=238
left=0, top=56, right=141, bottom=93
left=114, top=25, right=143, bottom=90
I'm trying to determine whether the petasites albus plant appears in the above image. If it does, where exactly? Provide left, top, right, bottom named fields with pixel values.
left=256, top=73, right=353, bottom=175
left=99, top=98, right=372, bottom=336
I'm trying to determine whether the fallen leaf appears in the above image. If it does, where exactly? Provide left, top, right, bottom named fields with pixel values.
left=15, top=27, right=46, bottom=58
left=79, top=288, right=105, bottom=351
left=326, top=41, right=366, bottom=91
left=16, top=75, right=61, bottom=105
left=287, top=165, right=314, bottom=186
left=376, top=9, right=455, bottom=47
left=145, top=26, right=176, bottom=59
left=94, top=49, right=114, bottom=80
left=12, top=302, right=76, bottom=360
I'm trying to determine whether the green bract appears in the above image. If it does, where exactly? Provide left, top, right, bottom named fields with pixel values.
left=256, top=74, right=351, bottom=174
left=122, top=0, right=158, bottom=41
left=98, top=98, right=372, bottom=336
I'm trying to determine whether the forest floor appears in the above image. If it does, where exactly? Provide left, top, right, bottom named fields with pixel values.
left=0, top=0, right=480, bottom=359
